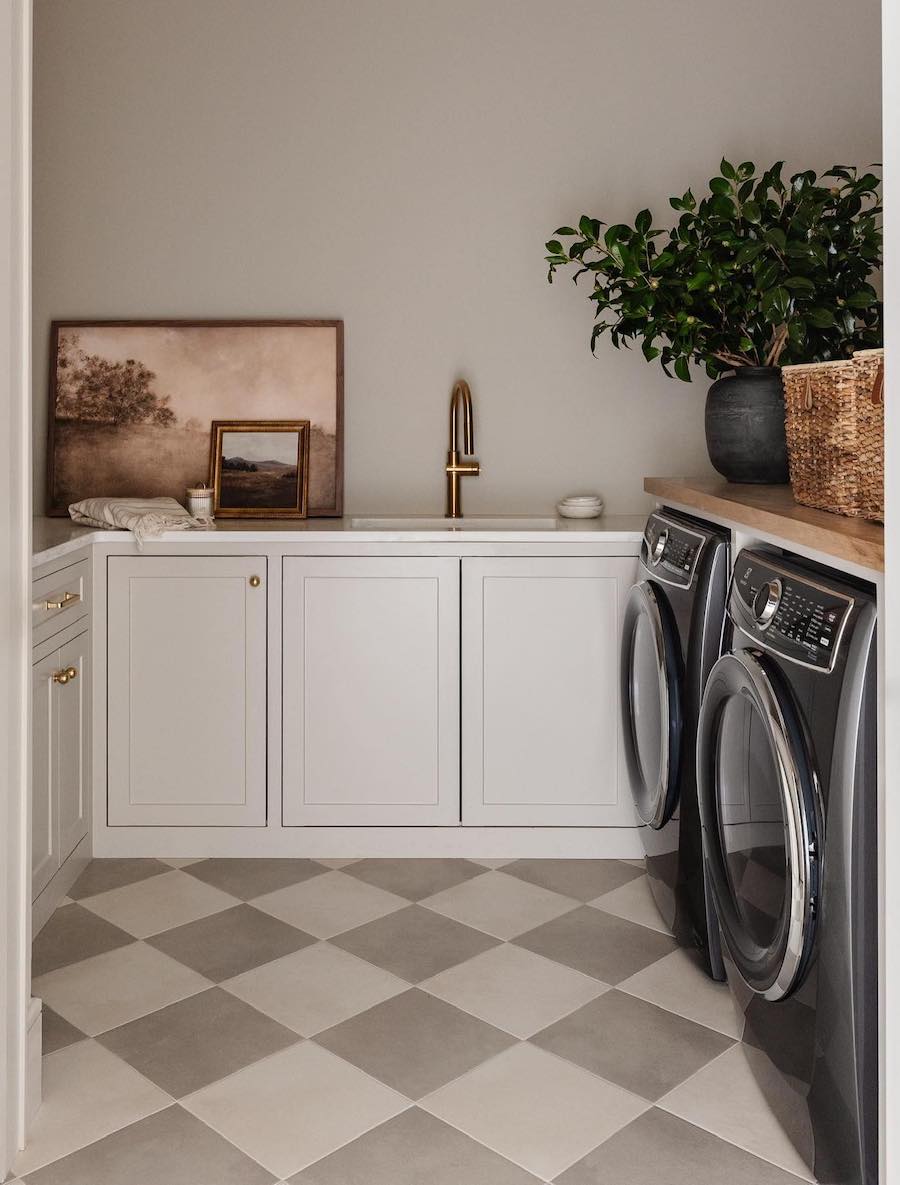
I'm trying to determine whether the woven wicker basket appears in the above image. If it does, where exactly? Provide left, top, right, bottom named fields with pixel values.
left=781, top=348, right=884, bottom=521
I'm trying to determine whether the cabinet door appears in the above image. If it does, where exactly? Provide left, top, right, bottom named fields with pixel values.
left=107, top=556, right=267, bottom=826
left=283, top=557, right=460, bottom=825
left=57, top=633, right=90, bottom=862
left=32, top=651, right=59, bottom=900
left=462, top=556, right=638, bottom=826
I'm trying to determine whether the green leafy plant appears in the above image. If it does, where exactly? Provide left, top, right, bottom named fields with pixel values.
left=545, top=160, right=882, bottom=381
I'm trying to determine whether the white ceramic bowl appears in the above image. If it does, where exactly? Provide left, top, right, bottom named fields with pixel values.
left=559, top=494, right=603, bottom=505
left=557, top=500, right=604, bottom=519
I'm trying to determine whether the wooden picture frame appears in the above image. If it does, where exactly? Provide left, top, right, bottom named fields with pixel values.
left=46, top=319, right=344, bottom=517
left=209, top=420, right=310, bottom=519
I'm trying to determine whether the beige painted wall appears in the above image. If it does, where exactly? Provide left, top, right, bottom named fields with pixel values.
left=33, top=0, right=882, bottom=514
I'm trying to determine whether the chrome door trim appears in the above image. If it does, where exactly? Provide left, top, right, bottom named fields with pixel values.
left=621, top=580, right=681, bottom=829
left=698, top=649, right=821, bottom=1001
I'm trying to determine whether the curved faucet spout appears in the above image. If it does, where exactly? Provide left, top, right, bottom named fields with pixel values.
left=449, top=379, right=474, bottom=455
left=446, top=379, right=480, bottom=518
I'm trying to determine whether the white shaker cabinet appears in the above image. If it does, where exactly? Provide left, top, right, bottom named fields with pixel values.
left=32, top=632, right=90, bottom=901
left=461, top=557, right=637, bottom=826
left=282, top=557, right=460, bottom=825
left=107, top=556, right=268, bottom=826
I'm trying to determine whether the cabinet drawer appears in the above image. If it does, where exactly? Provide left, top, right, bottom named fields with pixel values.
left=33, top=560, right=90, bottom=646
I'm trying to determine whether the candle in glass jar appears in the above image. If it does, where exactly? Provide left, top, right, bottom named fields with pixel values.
left=186, top=485, right=214, bottom=518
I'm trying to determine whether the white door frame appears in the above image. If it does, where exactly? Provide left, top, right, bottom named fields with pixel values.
left=882, top=4, right=899, bottom=1181
left=0, top=0, right=31, bottom=1175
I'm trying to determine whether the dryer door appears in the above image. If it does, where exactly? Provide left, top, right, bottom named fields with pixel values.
left=621, top=580, right=684, bottom=829
left=697, top=649, right=821, bottom=1002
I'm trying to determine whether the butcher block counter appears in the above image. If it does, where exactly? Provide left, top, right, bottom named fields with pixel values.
left=645, top=477, right=884, bottom=577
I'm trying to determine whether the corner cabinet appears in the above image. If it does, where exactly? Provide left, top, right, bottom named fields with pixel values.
left=282, top=557, right=460, bottom=825
left=461, top=557, right=636, bottom=826
left=106, top=555, right=268, bottom=826
left=32, top=632, right=90, bottom=900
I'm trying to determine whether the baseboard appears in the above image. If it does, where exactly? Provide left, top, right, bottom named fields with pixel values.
left=25, top=998, right=42, bottom=1139
left=92, top=825, right=645, bottom=860
left=31, top=834, right=91, bottom=937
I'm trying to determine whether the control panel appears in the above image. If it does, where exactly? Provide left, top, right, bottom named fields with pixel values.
left=730, top=551, right=854, bottom=671
left=642, top=515, right=705, bottom=587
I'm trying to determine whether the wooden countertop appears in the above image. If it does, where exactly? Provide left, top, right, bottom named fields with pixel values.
left=644, top=477, right=884, bottom=573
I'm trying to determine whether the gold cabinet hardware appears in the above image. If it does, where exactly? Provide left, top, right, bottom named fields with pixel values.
left=249, top=575, right=262, bottom=588
left=52, top=666, right=78, bottom=686
left=45, top=591, right=80, bottom=611
left=446, top=379, right=480, bottom=518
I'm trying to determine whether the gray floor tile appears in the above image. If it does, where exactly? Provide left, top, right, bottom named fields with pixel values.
left=331, top=905, right=499, bottom=982
left=343, top=859, right=485, bottom=901
left=532, top=989, right=733, bottom=1100
left=185, top=858, right=328, bottom=901
left=505, top=859, right=644, bottom=902
left=39, top=1006, right=87, bottom=1055
left=146, top=904, right=315, bottom=981
left=32, top=904, right=135, bottom=977
left=20, top=1104, right=276, bottom=1185
left=96, top=987, right=300, bottom=1097
left=67, top=858, right=171, bottom=901
left=514, top=906, right=677, bottom=983
left=553, top=1107, right=808, bottom=1184
left=289, top=1107, right=542, bottom=1184
left=315, top=988, right=515, bottom=1099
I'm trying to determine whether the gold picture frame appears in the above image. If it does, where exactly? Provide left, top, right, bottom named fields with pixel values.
left=209, top=420, right=310, bottom=519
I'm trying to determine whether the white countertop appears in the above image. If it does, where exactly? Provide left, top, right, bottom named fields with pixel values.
left=33, top=513, right=647, bottom=567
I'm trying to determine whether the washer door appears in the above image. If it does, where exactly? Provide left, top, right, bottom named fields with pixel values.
left=697, top=649, right=821, bottom=1001
left=621, top=580, right=684, bottom=829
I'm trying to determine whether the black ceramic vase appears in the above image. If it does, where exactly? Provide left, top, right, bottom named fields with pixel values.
left=705, top=366, right=790, bottom=484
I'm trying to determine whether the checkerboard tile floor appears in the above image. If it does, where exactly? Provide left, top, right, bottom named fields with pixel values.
left=13, top=857, right=817, bottom=1184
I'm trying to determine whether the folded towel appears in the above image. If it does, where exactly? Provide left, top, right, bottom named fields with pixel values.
left=69, top=497, right=215, bottom=548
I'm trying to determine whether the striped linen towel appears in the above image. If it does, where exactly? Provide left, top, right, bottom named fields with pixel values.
left=68, top=497, right=215, bottom=548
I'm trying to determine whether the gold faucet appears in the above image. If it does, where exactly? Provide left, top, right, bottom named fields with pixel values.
left=446, top=379, right=480, bottom=518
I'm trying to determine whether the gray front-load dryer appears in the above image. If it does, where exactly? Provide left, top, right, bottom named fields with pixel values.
left=697, top=548, right=878, bottom=1185
left=621, top=507, right=729, bottom=980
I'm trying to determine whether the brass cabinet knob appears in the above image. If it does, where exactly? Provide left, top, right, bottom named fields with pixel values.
left=52, top=670, right=69, bottom=685
left=65, top=667, right=78, bottom=680
left=249, top=575, right=262, bottom=588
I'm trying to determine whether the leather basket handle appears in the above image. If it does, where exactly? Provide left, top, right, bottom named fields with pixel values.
left=871, top=363, right=884, bottom=406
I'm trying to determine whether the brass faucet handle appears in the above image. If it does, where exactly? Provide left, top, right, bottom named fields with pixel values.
left=447, top=458, right=480, bottom=476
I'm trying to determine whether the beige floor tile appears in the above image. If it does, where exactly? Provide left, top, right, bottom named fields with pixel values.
left=40, top=1006, right=86, bottom=1054
left=182, top=1041, right=410, bottom=1179
left=589, top=875, right=672, bottom=934
left=253, top=871, right=407, bottom=939
left=471, top=858, right=515, bottom=869
left=420, top=1042, right=648, bottom=1180
left=421, top=871, right=578, bottom=939
left=316, top=858, right=361, bottom=869
left=68, top=858, right=171, bottom=901
left=618, top=948, right=744, bottom=1039
left=224, top=943, right=409, bottom=1035
left=12, top=1041, right=170, bottom=1176
left=421, top=943, right=608, bottom=1038
left=34, top=941, right=212, bottom=1035
left=19, top=1105, right=276, bottom=1185
left=79, top=870, right=239, bottom=938
left=331, top=905, right=499, bottom=982
left=159, top=858, right=203, bottom=868
left=185, top=858, right=327, bottom=901
left=31, top=903, right=134, bottom=977
left=147, top=904, right=314, bottom=981
left=659, top=1043, right=816, bottom=1181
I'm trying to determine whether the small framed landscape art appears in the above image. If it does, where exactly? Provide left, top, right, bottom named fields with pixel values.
left=46, top=319, right=344, bottom=516
left=210, top=420, right=310, bottom=519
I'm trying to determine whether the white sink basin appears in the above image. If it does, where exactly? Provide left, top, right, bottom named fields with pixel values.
left=350, top=515, right=560, bottom=531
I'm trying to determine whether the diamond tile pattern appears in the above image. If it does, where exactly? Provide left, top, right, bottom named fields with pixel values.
left=21, top=858, right=818, bottom=1185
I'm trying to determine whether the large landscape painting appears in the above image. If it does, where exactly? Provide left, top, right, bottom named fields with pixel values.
left=47, top=320, right=343, bottom=516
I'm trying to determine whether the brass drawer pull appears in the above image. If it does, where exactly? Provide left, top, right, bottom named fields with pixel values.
left=45, top=591, right=80, bottom=611
left=52, top=666, right=77, bottom=685
left=249, top=575, right=262, bottom=588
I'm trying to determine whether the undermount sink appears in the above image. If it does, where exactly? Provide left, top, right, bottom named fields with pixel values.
left=349, top=515, right=560, bottom=531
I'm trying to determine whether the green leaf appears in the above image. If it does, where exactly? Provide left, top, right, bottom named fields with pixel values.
left=687, top=271, right=714, bottom=291
left=742, top=200, right=761, bottom=223
left=735, top=241, right=765, bottom=266
left=844, top=290, right=876, bottom=308
left=641, top=340, right=660, bottom=361
left=674, top=355, right=691, bottom=382
left=806, top=307, right=835, bottom=328
left=635, top=208, right=652, bottom=235
left=720, top=158, right=737, bottom=180
left=545, top=240, right=563, bottom=255
left=554, top=226, right=577, bottom=236
left=579, top=215, right=596, bottom=240
left=764, top=227, right=786, bottom=250
left=710, top=177, right=731, bottom=195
